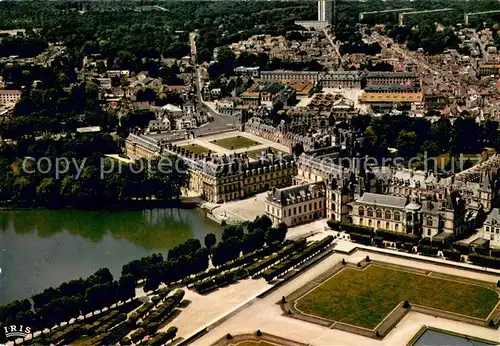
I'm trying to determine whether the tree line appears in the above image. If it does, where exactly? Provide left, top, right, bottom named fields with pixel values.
left=0, top=214, right=286, bottom=338
left=351, top=113, right=500, bottom=162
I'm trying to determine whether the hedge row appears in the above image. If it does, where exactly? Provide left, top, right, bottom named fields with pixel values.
left=491, top=249, right=500, bottom=258
left=261, top=236, right=333, bottom=282
left=417, top=245, right=439, bottom=256
left=443, top=249, right=461, bottom=261
left=246, top=238, right=307, bottom=276
left=138, top=289, right=184, bottom=336
left=468, top=253, right=500, bottom=269
left=136, top=301, right=155, bottom=318
left=194, top=268, right=249, bottom=294
left=183, top=244, right=280, bottom=286
left=327, top=220, right=374, bottom=236
left=145, top=326, right=178, bottom=346
left=350, top=233, right=372, bottom=245
left=376, top=229, right=420, bottom=243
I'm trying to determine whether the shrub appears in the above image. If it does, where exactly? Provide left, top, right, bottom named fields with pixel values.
left=373, top=236, right=383, bottom=247
left=489, top=319, right=495, bottom=327
left=419, top=237, right=431, bottom=246
left=342, top=258, right=346, bottom=265
left=145, top=322, right=159, bottom=335
left=491, top=249, right=500, bottom=258
left=226, top=333, right=233, bottom=340
left=128, top=312, right=139, bottom=324
left=402, top=242, right=413, bottom=252
left=497, top=280, right=500, bottom=287
left=357, top=262, right=361, bottom=267
left=365, top=256, right=370, bottom=262
left=452, top=242, right=470, bottom=255
left=256, top=329, right=262, bottom=337
left=469, top=253, right=500, bottom=269
left=327, top=219, right=342, bottom=230
left=349, top=232, right=372, bottom=245
left=120, top=337, right=132, bottom=345
left=151, top=295, right=161, bottom=305
left=403, top=300, right=411, bottom=309
left=130, top=328, right=146, bottom=343
left=281, top=296, right=286, bottom=304
left=443, top=249, right=461, bottom=261
left=342, top=223, right=374, bottom=236
left=418, top=245, right=439, bottom=256
left=376, top=229, right=420, bottom=243
left=376, top=331, right=381, bottom=338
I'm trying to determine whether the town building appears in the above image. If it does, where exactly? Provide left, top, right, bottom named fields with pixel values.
left=0, top=89, right=21, bottom=105
left=364, top=72, right=419, bottom=86
left=318, top=71, right=364, bottom=89
left=234, top=66, right=260, bottom=77
left=146, top=118, right=171, bottom=134
left=358, top=85, right=423, bottom=104
left=478, top=63, right=500, bottom=76
left=260, top=71, right=319, bottom=84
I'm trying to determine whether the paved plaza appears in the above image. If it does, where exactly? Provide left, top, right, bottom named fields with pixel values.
left=181, top=248, right=499, bottom=345
left=173, top=131, right=290, bottom=160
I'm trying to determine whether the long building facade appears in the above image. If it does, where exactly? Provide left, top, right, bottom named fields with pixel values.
left=125, top=133, right=297, bottom=203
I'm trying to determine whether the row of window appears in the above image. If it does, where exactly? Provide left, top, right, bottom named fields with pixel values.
left=358, top=206, right=435, bottom=226
left=267, top=200, right=324, bottom=217
left=485, top=226, right=500, bottom=234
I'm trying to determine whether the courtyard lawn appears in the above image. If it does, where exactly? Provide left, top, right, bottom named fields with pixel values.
left=247, top=148, right=286, bottom=160
left=211, top=136, right=261, bottom=150
left=182, top=144, right=210, bottom=155
left=295, top=265, right=499, bottom=330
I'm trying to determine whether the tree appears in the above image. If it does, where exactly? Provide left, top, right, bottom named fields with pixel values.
left=204, top=233, right=217, bottom=249
left=395, top=130, right=417, bottom=159
left=165, top=326, right=178, bottom=342
left=222, top=225, right=244, bottom=242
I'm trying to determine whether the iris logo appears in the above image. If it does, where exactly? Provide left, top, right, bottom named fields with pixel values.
left=2, top=325, right=31, bottom=340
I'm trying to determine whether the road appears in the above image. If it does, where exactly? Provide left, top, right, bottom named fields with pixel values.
left=472, top=29, right=488, bottom=61
left=189, top=31, right=238, bottom=132
left=323, top=28, right=343, bottom=64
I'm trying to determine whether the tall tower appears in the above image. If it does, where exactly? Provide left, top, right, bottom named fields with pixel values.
left=318, top=0, right=332, bottom=24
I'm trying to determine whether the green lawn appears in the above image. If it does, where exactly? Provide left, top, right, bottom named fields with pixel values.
left=211, top=136, right=261, bottom=150
left=296, top=265, right=498, bottom=329
left=182, top=144, right=210, bottom=155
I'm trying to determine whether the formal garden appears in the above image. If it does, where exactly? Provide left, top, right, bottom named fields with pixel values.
left=294, top=264, right=499, bottom=330
left=211, top=136, right=262, bottom=150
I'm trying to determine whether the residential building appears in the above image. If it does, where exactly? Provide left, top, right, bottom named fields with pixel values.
left=358, top=85, right=423, bottom=104
left=364, top=72, right=419, bottom=86
left=478, top=63, right=500, bottom=76
left=175, top=116, right=197, bottom=130
left=318, top=71, right=364, bottom=89
left=241, top=91, right=260, bottom=108
left=146, top=118, right=171, bottom=133
left=260, top=71, right=319, bottom=84
left=0, top=90, right=21, bottom=105
left=234, top=66, right=260, bottom=77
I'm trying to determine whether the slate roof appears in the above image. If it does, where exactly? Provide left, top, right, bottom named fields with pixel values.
left=484, top=207, right=500, bottom=226
left=357, top=192, right=407, bottom=208
left=267, top=181, right=325, bottom=205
